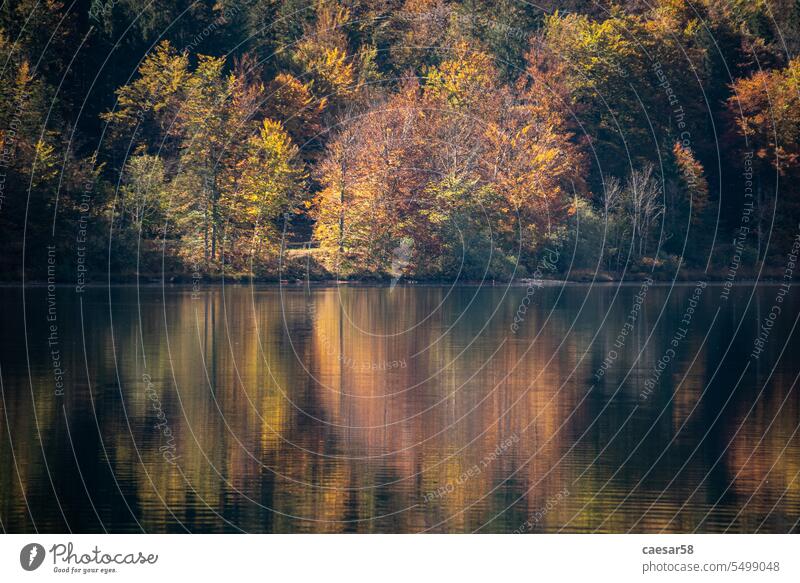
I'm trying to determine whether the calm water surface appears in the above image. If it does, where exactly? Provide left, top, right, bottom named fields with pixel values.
left=1, top=284, right=798, bottom=533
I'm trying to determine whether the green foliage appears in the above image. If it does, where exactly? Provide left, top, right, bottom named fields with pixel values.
left=419, top=175, right=516, bottom=280
left=118, top=154, right=168, bottom=234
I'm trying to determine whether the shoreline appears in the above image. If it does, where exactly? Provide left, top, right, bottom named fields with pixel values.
left=4, top=276, right=797, bottom=288
left=3, top=264, right=795, bottom=288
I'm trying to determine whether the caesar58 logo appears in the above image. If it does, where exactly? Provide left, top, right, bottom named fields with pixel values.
left=20, top=543, right=46, bottom=571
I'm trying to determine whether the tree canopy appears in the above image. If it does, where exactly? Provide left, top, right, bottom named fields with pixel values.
left=2, top=0, right=799, bottom=281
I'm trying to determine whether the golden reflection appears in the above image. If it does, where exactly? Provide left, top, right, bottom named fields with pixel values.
left=1, top=286, right=798, bottom=532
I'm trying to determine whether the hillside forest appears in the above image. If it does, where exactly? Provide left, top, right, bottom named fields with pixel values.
left=2, top=0, right=800, bottom=282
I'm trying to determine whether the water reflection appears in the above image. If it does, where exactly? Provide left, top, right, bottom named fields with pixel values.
left=0, top=284, right=798, bottom=532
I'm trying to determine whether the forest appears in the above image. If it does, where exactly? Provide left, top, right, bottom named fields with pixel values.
left=1, top=0, right=799, bottom=282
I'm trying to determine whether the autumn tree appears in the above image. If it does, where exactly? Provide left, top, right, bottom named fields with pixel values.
left=539, top=8, right=708, bottom=182
left=226, top=118, right=305, bottom=262
left=727, top=58, right=800, bottom=257
left=265, top=73, right=327, bottom=149
left=314, top=44, right=586, bottom=278
left=104, top=41, right=305, bottom=273
left=664, top=142, right=710, bottom=261
left=293, top=1, right=356, bottom=107
left=118, top=153, right=168, bottom=234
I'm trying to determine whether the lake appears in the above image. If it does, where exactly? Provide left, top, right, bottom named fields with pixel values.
left=0, top=283, right=798, bottom=533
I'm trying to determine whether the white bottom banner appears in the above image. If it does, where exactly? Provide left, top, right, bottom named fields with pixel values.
left=0, top=534, right=796, bottom=582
